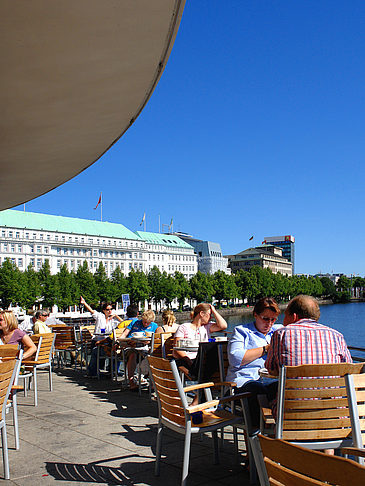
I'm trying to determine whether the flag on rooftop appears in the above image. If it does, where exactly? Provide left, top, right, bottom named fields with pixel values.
left=140, top=212, right=146, bottom=226
left=249, top=235, right=254, bottom=241
left=94, top=193, right=102, bottom=210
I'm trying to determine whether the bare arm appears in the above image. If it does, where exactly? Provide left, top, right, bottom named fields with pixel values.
left=241, top=345, right=269, bottom=366
left=209, top=305, right=227, bottom=333
left=112, top=313, right=123, bottom=323
left=155, top=326, right=163, bottom=334
left=80, top=295, right=95, bottom=314
left=22, top=334, right=37, bottom=360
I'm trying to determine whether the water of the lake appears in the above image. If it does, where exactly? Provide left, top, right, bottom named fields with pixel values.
left=226, top=302, right=365, bottom=349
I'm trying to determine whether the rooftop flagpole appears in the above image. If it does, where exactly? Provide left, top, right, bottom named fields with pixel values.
left=94, top=193, right=102, bottom=221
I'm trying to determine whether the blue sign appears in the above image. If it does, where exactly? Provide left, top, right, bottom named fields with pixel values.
left=122, top=294, right=130, bottom=313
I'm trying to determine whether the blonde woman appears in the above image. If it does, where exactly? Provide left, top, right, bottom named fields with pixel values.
left=161, top=310, right=179, bottom=333
left=0, top=311, right=37, bottom=359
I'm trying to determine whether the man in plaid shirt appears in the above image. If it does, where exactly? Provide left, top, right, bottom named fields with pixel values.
left=266, top=294, right=352, bottom=376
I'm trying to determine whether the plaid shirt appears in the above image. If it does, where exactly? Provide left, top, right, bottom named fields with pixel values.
left=265, top=319, right=352, bottom=375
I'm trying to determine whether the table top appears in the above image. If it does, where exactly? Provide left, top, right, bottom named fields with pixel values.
left=119, top=336, right=151, bottom=342
left=173, top=346, right=199, bottom=352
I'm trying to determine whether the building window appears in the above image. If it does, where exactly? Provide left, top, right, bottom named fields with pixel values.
left=37, top=258, right=42, bottom=267
left=47, top=234, right=50, bottom=240
left=18, top=245, right=22, bottom=252
left=37, top=246, right=41, bottom=253
left=11, top=245, right=15, bottom=252
left=18, top=258, right=23, bottom=267
left=55, top=235, right=58, bottom=241
left=11, top=258, right=15, bottom=264
left=1, top=231, right=5, bottom=237
left=15, top=232, right=20, bottom=239
left=57, top=260, right=61, bottom=268
left=40, top=234, right=44, bottom=240
left=8, top=231, right=13, bottom=238
left=139, top=263, right=143, bottom=270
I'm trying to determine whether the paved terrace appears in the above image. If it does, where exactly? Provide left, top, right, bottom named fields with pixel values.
left=4, top=368, right=250, bottom=485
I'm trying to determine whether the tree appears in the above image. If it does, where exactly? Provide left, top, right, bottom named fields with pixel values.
left=21, top=264, right=42, bottom=309
left=160, top=272, right=177, bottom=308
left=94, top=262, right=113, bottom=303
left=38, top=260, right=57, bottom=308
left=75, top=261, right=98, bottom=306
left=190, top=271, right=214, bottom=303
left=174, top=272, right=191, bottom=309
left=127, top=269, right=150, bottom=307
left=212, top=271, right=238, bottom=304
left=110, top=266, right=127, bottom=302
left=320, top=277, right=336, bottom=298
left=0, top=258, right=22, bottom=308
left=57, top=264, right=74, bottom=311
left=147, top=267, right=164, bottom=309
left=235, top=269, right=258, bottom=304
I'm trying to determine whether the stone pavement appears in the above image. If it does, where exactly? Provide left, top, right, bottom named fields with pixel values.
left=3, top=367, right=251, bottom=485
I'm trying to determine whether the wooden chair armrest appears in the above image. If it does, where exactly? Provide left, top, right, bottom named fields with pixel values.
left=213, top=381, right=237, bottom=388
left=217, top=392, right=251, bottom=405
left=187, top=400, right=220, bottom=413
left=11, top=385, right=24, bottom=392
left=22, top=360, right=40, bottom=365
left=341, top=447, right=365, bottom=458
left=1, top=357, right=15, bottom=361
left=257, top=394, right=276, bottom=425
left=183, top=382, right=215, bottom=392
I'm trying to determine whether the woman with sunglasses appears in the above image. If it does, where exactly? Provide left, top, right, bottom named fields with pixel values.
left=80, top=296, right=122, bottom=346
left=226, top=297, right=282, bottom=427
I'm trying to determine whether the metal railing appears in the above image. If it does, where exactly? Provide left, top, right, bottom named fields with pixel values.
left=349, top=346, right=365, bottom=363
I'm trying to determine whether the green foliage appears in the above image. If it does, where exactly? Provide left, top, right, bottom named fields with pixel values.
left=0, top=258, right=22, bottom=308
left=94, top=262, right=113, bottom=303
left=75, top=261, right=98, bottom=306
left=110, top=266, right=127, bottom=302
left=213, top=270, right=238, bottom=303
left=128, top=269, right=150, bottom=306
left=20, top=264, right=42, bottom=309
left=320, top=277, right=336, bottom=297
left=174, top=271, right=191, bottom=309
left=190, top=271, right=214, bottom=303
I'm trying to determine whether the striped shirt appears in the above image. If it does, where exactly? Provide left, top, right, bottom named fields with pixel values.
left=265, top=319, right=352, bottom=375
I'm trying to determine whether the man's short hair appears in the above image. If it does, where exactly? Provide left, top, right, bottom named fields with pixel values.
left=126, top=304, right=138, bottom=318
left=286, top=295, right=320, bottom=321
left=141, top=309, right=155, bottom=323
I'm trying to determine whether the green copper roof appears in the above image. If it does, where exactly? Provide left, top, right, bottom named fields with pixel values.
left=135, top=231, right=193, bottom=249
left=0, top=210, right=139, bottom=240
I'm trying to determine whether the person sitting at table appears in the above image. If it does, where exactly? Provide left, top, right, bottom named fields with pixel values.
left=119, top=309, right=163, bottom=390
left=86, top=304, right=139, bottom=378
left=172, top=303, right=227, bottom=394
left=0, top=311, right=37, bottom=359
left=33, top=309, right=52, bottom=334
left=226, top=297, right=282, bottom=427
left=80, top=296, right=122, bottom=347
left=161, top=309, right=179, bottom=333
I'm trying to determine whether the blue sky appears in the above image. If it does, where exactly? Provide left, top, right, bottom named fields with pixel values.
left=14, top=1, right=365, bottom=276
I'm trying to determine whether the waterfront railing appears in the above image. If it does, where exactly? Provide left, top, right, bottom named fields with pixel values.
left=349, top=346, right=365, bottom=363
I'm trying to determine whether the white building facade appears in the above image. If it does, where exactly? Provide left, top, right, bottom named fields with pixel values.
left=0, top=210, right=198, bottom=279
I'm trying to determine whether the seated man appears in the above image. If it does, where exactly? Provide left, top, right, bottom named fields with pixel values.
left=119, top=309, right=163, bottom=390
left=33, top=310, right=52, bottom=334
left=87, top=304, right=139, bottom=377
left=265, top=294, right=352, bottom=376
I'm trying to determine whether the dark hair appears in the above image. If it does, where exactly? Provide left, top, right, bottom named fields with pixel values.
left=101, top=302, right=113, bottom=311
left=191, top=303, right=211, bottom=320
left=253, top=297, right=280, bottom=316
left=126, top=304, right=138, bottom=318
left=34, top=310, right=42, bottom=319
left=286, top=295, right=320, bottom=321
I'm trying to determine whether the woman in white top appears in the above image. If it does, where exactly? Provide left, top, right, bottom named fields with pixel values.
left=173, top=303, right=227, bottom=377
left=80, top=296, right=122, bottom=346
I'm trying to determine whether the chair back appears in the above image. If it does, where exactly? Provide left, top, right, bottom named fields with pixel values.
left=259, top=434, right=365, bottom=486
left=0, top=359, right=16, bottom=421
left=0, top=344, right=19, bottom=359
left=276, top=362, right=364, bottom=445
left=53, top=326, right=76, bottom=349
left=345, top=366, right=365, bottom=449
left=31, top=333, right=55, bottom=364
left=151, top=332, right=173, bottom=359
left=148, top=356, right=187, bottom=426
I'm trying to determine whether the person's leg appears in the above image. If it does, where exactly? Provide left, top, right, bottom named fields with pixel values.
left=87, top=346, right=106, bottom=376
left=235, top=380, right=275, bottom=428
left=127, top=352, right=137, bottom=388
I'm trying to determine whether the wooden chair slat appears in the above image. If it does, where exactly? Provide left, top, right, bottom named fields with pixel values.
left=148, top=356, right=172, bottom=371
left=283, top=417, right=351, bottom=430
left=283, top=397, right=349, bottom=409
left=260, top=435, right=365, bottom=486
left=161, top=408, right=186, bottom=426
left=155, top=383, right=181, bottom=400
left=282, top=428, right=351, bottom=441
left=353, top=374, right=365, bottom=386
left=284, top=408, right=350, bottom=420
left=286, top=377, right=346, bottom=388
left=159, top=399, right=185, bottom=416
left=355, top=390, right=365, bottom=401
left=265, top=460, right=325, bottom=486
left=285, top=388, right=347, bottom=399
left=153, top=375, right=179, bottom=390
left=285, top=362, right=364, bottom=378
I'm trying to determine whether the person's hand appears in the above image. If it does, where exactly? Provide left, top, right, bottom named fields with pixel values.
left=80, top=296, right=86, bottom=305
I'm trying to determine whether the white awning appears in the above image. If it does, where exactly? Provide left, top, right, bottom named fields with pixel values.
left=0, top=0, right=185, bottom=209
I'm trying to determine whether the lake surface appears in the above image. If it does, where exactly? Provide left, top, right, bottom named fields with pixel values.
left=226, top=302, right=365, bottom=349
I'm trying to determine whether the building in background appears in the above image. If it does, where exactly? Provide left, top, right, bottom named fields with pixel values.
left=0, top=210, right=198, bottom=279
left=174, top=233, right=231, bottom=275
left=262, top=235, right=295, bottom=273
left=226, top=245, right=293, bottom=276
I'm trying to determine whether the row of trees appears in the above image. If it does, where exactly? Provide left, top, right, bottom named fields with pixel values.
left=0, top=258, right=362, bottom=311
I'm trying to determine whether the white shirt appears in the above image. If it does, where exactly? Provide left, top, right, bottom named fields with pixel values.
left=18, top=315, right=35, bottom=334
left=92, top=311, right=117, bottom=337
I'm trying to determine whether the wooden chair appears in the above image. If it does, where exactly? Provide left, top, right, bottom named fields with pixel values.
left=79, top=325, right=95, bottom=369
left=0, top=359, right=17, bottom=479
left=0, top=347, right=22, bottom=451
left=151, top=332, right=173, bottom=358
left=343, top=367, right=365, bottom=462
left=258, top=434, right=365, bottom=486
left=21, top=333, right=55, bottom=406
left=249, top=362, right=364, bottom=486
left=53, top=326, right=79, bottom=368
left=147, top=356, right=248, bottom=486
